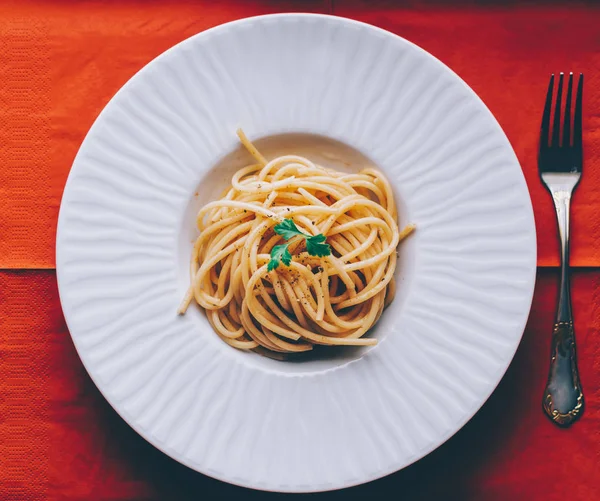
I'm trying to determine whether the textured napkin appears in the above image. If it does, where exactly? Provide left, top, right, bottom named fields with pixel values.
left=2, top=1, right=600, bottom=500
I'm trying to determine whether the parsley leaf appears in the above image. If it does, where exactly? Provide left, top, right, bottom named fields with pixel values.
left=305, top=234, right=331, bottom=257
left=274, top=219, right=306, bottom=240
left=268, top=244, right=292, bottom=271
left=268, top=219, right=331, bottom=270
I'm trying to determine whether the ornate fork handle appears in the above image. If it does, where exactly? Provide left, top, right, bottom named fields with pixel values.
left=542, top=185, right=584, bottom=426
left=543, top=321, right=584, bottom=426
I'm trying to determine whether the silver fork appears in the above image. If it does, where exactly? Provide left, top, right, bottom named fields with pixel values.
left=539, top=72, right=584, bottom=427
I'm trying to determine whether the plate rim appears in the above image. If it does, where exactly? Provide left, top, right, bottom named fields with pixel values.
left=56, top=12, right=537, bottom=493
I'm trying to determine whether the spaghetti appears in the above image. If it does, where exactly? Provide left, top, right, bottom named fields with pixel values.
left=178, top=130, right=414, bottom=355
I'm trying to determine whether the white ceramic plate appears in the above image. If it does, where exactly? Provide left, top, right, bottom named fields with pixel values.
left=56, top=14, right=536, bottom=493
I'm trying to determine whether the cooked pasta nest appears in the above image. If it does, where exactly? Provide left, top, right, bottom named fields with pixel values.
left=179, top=130, right=414, bottom=357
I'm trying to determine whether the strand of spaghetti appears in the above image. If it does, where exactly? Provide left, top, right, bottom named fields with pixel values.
left=231, top=163, right=262, bottom=186
left=339, top=228, right=379, bottom=263
left=258, top=155, right=318, bottom=180
left=236, top=128, right=267, bottom=165
left=279, top=275, right=311, bottom=328
left=327, top=217, right=389, bottom=235
left=362, top=167, right=397, bottom=219
left=196, top=200, right=278, bottom=221
left=297, top=187, right=327, bottom=206
left=193, top=236, right=247, bottom=308
left=338, top=252, right=398, bottom=309
left=206, top=313, right=257, bottom=349
left=262, top=326, right=313, bottom=352
left=241, top=296, right=302, bottom=343
left=219, top=308, right=244, bottom=335
left=344, top=180, right=387, bottom=202
left=209, top=310, right=244, bottom=339
left=239, top=302, right=286, bottom=351
left=232, top=176, right=298, bottom=193
left=398, top=224, right=416, bottom=241
left=319, top=269, right=365, bottom=329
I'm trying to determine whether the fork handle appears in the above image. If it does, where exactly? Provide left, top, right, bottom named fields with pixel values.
left=542, top=190, right=584, bottom=426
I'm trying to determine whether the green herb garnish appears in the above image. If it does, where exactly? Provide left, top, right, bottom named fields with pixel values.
left=268, top=218, right=331, bottom=271
left=305, top=233, right=330, bottom=257
left=268, top=244, right=292, bottom=271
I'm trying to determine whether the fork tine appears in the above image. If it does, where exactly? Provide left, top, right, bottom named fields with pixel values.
left=563, top=73, right=573, bottom=147
left=574, top=73, right=583, bottom=164
left=541, top=74, right=554, bottom=149
left=552, top=73, right=564, bottom=146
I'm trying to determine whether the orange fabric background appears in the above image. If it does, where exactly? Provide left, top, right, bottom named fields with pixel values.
left=2, top=1, right=600, bottom=500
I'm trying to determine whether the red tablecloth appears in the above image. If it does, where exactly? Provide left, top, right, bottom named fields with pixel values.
left=2, top=1, right=600, bottom=499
